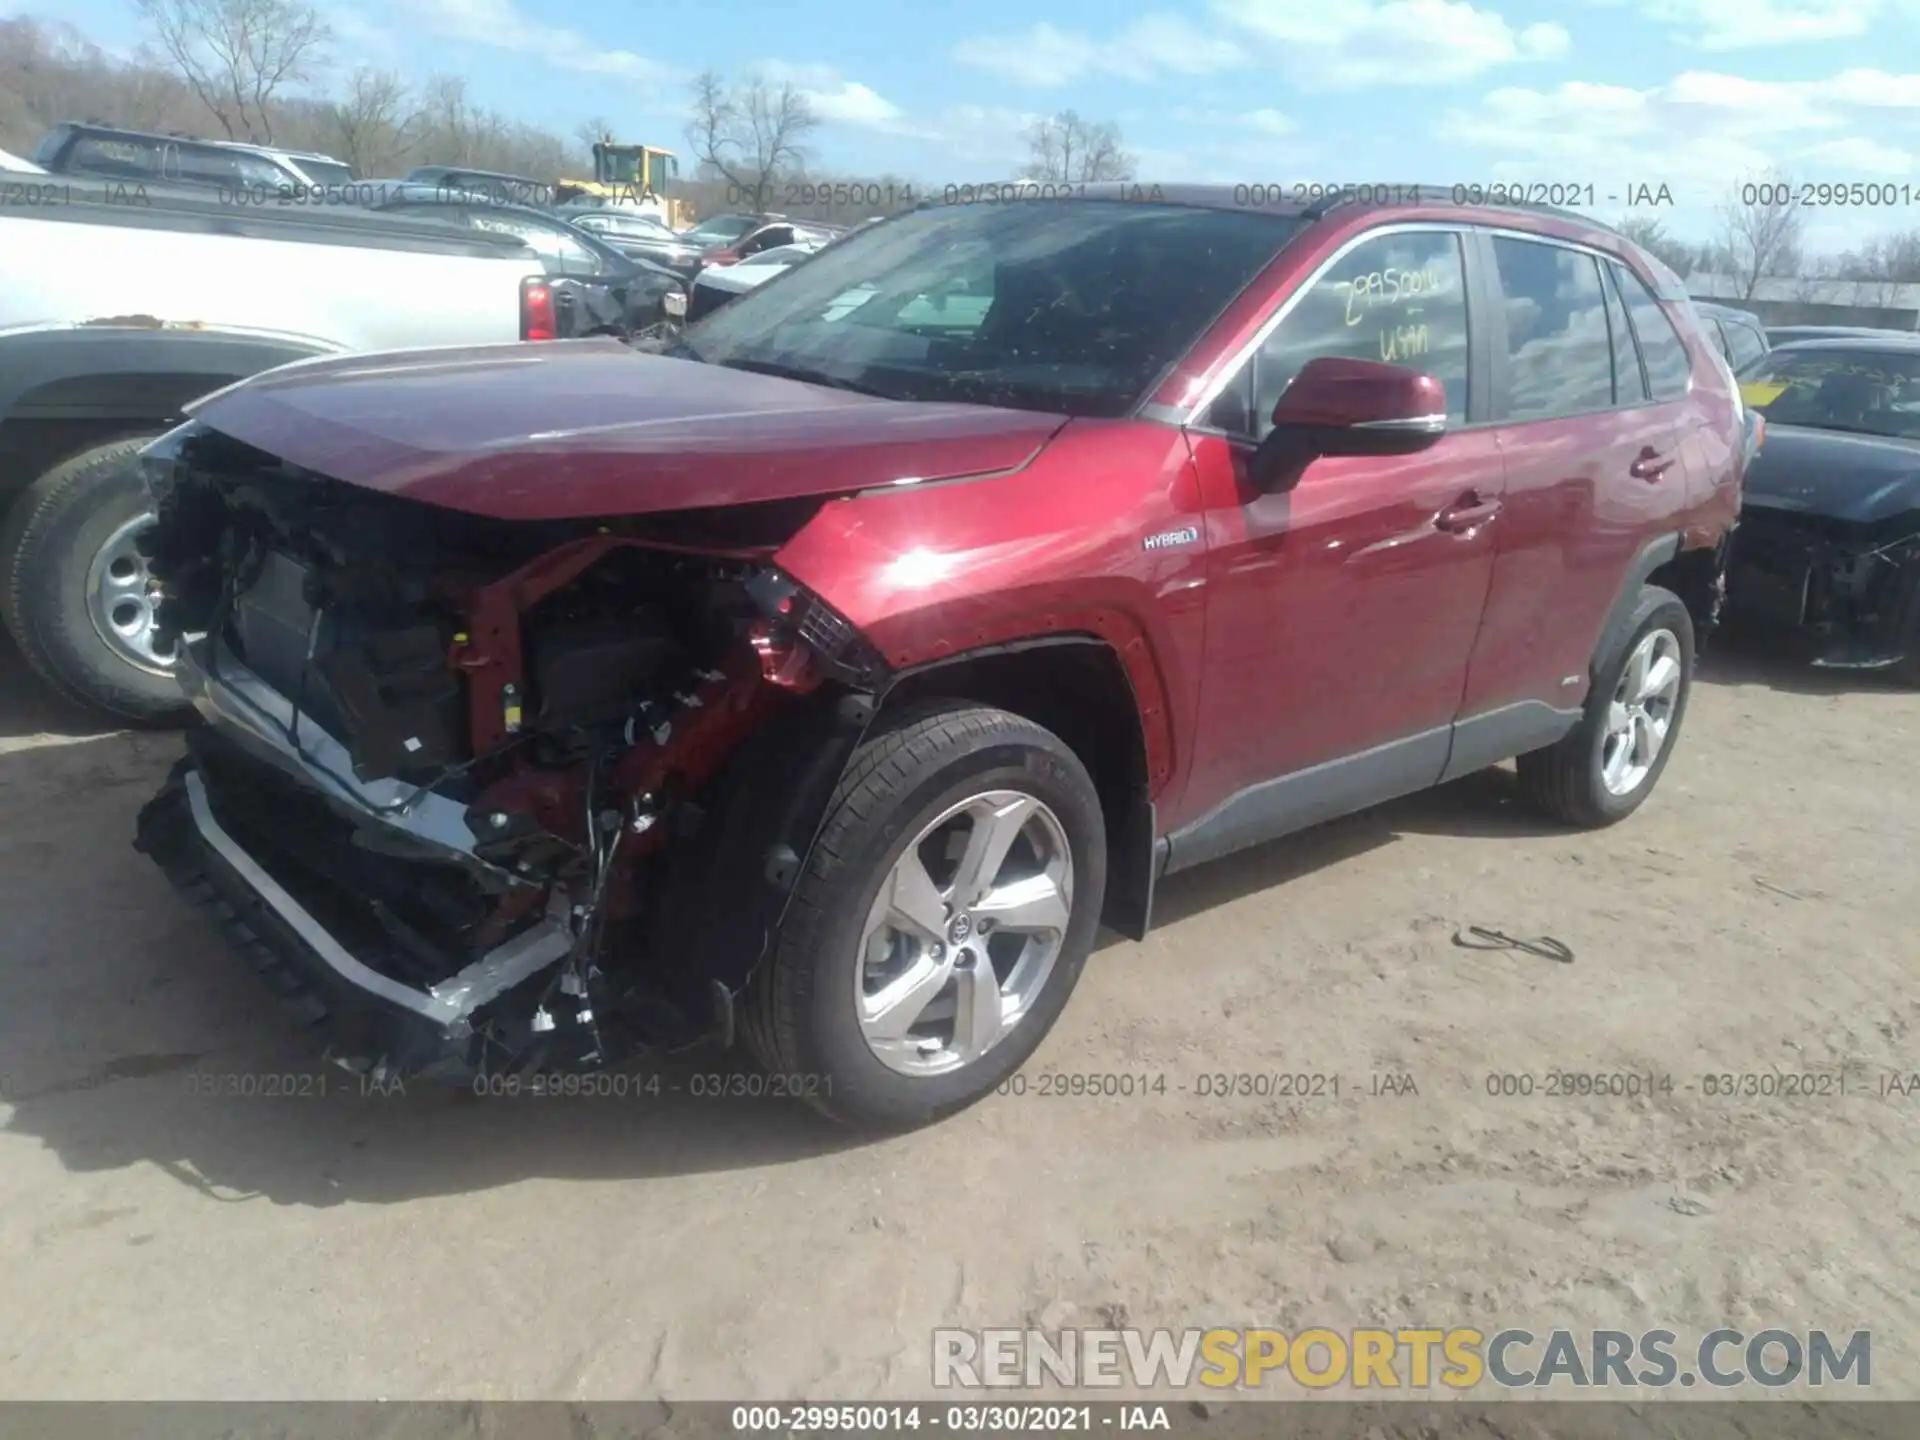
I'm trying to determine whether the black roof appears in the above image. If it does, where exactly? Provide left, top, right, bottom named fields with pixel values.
left=909, top=181, right=1638, bottom=250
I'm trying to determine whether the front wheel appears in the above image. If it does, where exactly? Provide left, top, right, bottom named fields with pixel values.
left=1517, top=585, right=1695, bottom=827
left=743, top=703, right=1108, bottom=1131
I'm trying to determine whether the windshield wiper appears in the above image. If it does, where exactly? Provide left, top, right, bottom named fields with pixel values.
left=717, top=356, right=889, bottom=398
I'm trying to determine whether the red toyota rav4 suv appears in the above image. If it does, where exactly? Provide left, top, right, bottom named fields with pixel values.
left=133, top=187, right=1745, bottom=1129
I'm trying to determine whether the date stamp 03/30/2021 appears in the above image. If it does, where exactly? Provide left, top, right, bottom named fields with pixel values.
left=7, top=1065, right=1920, bottom=1105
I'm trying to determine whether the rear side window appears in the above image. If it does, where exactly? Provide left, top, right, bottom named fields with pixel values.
left=1612, top=264, right=1693, bottom=401
left=68, top=136, right=162, bottom=179
left=1491, top=237, right=1613, bottom=420
left=1726, top=321, right=1768, bottom=370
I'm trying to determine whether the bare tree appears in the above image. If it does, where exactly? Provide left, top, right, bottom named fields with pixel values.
left=1020, top=110, right=1137, bottom=184
left=1616, top=217, right=1704, bottom=279
left=1826, top=229, right=1920, bottom=285
left=318, top=67, right=422, bottom=176
left=686, top=69, right=818, bottom=209
left=1717, top=173, right=1807, bottom=298
left=135, top=0, right=329, bottom=142
left=574, top=114, right=614, bottom=151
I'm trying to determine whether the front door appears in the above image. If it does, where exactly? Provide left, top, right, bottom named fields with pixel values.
left=1171, top=225, right=1505, bottom=867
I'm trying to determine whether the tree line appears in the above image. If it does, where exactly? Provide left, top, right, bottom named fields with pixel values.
left=6, top=1, right=1912, bottom=281
left=1620, top=183, right=1920, bottom=292
left=0, top=4, right=1138, bottom=226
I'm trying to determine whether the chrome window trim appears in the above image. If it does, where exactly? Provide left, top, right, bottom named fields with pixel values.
left=1181, top=221, right=1478, bottom=424
left=1181, top=220, right=1657, bottom=428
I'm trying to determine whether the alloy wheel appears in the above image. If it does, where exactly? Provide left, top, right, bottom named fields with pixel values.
left=854, top=789, right=1074, bottom=1078
left=1601, top=628, right=1683, bottom=796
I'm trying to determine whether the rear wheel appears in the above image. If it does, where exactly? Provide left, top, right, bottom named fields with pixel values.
left=743, top=703, right=1107, bottom=1131
left=0, top=434, right=191, bottom=724
left=1518, top=586, right=1694, bottom=827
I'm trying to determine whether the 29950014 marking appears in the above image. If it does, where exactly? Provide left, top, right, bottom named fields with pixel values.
left=730, top=1405, right=926, bottom=1430
left=1484, top=1071, right=1674, bottom=1098
left=998, top=1071, right=1166, bottom=1097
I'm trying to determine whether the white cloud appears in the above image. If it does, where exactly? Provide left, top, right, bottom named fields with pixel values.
left=399, top=0, right=674, bottom=83
left=749, top=62, right=915, bottom=132
left=1214, top=0, right=1571, bottom=87
left=808, top=82, right=904, bottom=127
left=959, top=1, right=1572, bottom=91
left=1436, top=68, right=1920, bottom=214
left=1241, top=108, right=1297, bottom=135
left=1792, top=136, right=1915, bottom=172
left=1630, top=0, right=1892, bottom=50
left=953, top=16, right=1245, bottom=88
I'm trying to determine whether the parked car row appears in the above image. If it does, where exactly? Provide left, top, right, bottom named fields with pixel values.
left=0, top=168, right=687, bottom=719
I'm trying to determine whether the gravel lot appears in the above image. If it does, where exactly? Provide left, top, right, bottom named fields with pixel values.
left=1, top=628, right=1916, bottom=1404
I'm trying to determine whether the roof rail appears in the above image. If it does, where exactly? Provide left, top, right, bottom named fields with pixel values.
left=1306, top=184, right=1631, bottom=238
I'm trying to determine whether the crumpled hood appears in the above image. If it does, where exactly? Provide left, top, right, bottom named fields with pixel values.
left=1742, top=424, right=1920, bottom=527
left=186, top=339, right=1069, bottom=521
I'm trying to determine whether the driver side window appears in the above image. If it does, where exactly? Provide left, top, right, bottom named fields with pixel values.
left=1209, top=229, right=1470, bottom=436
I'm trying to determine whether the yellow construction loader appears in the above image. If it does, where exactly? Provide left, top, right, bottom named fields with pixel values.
left=555, top=140, right=695, bottom=229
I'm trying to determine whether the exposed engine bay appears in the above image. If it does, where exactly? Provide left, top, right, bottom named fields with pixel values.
left=132, top=423, right=887, bottom=1081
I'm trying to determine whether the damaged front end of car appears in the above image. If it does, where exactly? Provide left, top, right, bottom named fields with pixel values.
left=131, top=421, right=889, bottom=1082
left=1729, top=504, right=1920, bottom=671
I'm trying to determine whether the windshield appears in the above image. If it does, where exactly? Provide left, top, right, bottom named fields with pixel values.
left=681, top=200, right=1301, bottom=418
left=684, top=215, right=760, bottom=245
left=598, top=148, right=642, bottom=185
left=1737, top=347, right=1920, bottom=440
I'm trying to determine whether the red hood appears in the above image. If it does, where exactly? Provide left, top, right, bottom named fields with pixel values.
left=187, top=339, right=1069, bottom=520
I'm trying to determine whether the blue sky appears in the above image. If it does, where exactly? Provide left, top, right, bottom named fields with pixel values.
left=29, top=0, right=1920, bottom=248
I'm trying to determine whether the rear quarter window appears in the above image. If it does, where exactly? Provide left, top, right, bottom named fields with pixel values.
left=1612, top=264, right=1693, bottom=401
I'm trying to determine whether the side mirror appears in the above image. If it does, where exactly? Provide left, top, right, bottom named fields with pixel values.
left=1253, top=356, right=1449, bottom=487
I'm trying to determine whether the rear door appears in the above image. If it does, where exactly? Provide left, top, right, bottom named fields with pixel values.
left=1457, top=235, right=1696, bottom=739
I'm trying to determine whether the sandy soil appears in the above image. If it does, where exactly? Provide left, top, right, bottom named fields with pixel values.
left=0, top=629, right=1915, bottom=1405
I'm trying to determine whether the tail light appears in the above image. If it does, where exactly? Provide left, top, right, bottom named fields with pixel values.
left=703, top=248, right=739, bottom=267
left=521, top=277, right=557, bottom=341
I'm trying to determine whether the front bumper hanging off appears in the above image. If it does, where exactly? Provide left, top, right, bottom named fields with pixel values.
left=134, top=635, right=577, bottom=1079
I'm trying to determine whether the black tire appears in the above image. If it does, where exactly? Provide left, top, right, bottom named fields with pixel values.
left=1517, top=585, right=1695, bottom=827
left=0, top=434, right=192, bottom=725
left=742, top=702, right=1108, bottom=1131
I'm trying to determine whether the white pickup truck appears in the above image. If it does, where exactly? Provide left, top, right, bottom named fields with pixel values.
left=0, top=184, right=563, bottom=721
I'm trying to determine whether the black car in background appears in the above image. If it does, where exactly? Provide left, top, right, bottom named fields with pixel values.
left=370, top=185, right=686, bottom=329
left=401, top=165, right=556, bottom=208
left=1767, top=324, right=1912, bottom=345
left=565, top=212, right=782, bottom=279
left=1693, top=302, right=1771, bottom=372
left=1727, top=337, right=1920, bottom=680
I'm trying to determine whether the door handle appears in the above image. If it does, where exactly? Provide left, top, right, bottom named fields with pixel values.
left=1435, top=495, right=1503, bottom=533
left=1630, top=447, right=1674, bottom=481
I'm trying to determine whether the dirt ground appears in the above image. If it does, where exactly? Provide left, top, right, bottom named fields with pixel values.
left=0, top=628, right=1916, bottom=1405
